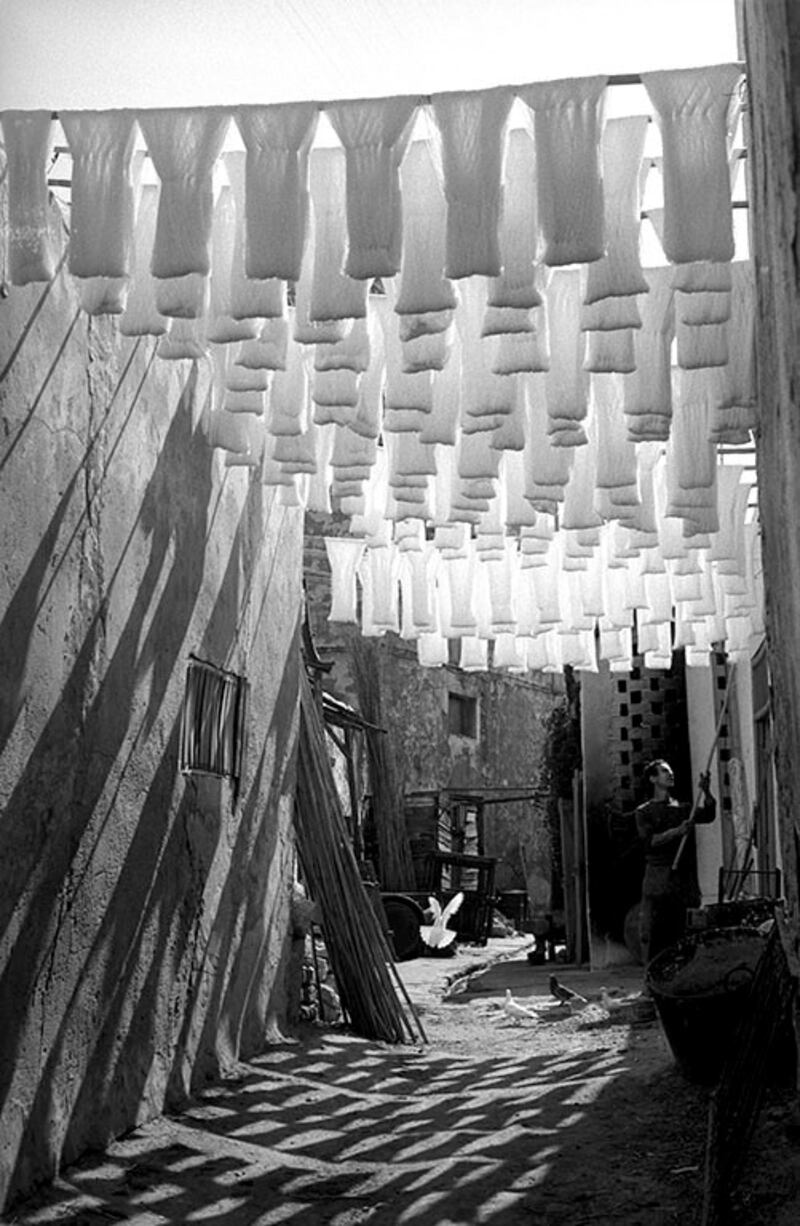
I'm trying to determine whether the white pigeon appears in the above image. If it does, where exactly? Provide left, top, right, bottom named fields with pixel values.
left=420, top=892, right=464, bottom=949
left=502, top=989, right=540, bottom=1023
left=600, top=987, right=630, bottom=1016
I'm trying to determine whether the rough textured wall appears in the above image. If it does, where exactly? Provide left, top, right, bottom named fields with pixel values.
left=743, top=0, right=800, bottom=925
left=303, top=515, right=565, bottom=897
left=0, top=219, right=303, bottom=1209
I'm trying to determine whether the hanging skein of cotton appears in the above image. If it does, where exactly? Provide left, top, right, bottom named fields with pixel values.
left=73, top=152, right=146, bottom=316
left=136, top=114, right=222, bottom=320
left=236, top=318, right=289, bottom=371
left=675, top=286, right=731, bottom=326
left=398, top=307, right=454, bottom=342
left=457, top=276, right=516, bottom=431
left=519, top=514, right=556, bottom=565
left=623, top=265, right=675, bottom=441
left=157, top=316, right=209, bottom=360
left=73, top=140, right=142, bottom=314
left=585, top=327, right=636, bottom=374
left=324, top=537, right=366, bottom=623
left=709, top=260, right=757, bottom=443
left=267, top=332, right=310, bottom=442
left=348, top=309, right=386, bottom=440
left=330, top=420, right=377, bottom=485
left=223, top=361, right=269, bottom=415
left=502, top=451, right=538, bottom=528
left=270, top=418, right=319, bottom=474
left=377, top=290, right=435, bottom=425
left=402, top=326, right=453, bottom=373
left=431, top=87, right=514, bottom=278
left=493, top=304, right=551, bottom=375
left=348, top=446, right=392, bottom=541
left=576, top=548, right=605, bottom=619
left=673, top=260, right=733, bottom=294
left=235, top=102, right=318, bottom=281
left=676, top=315, right=729, bottom=369
left=524, top=629, right=563, bottom=673
left=592, top=373, right=639, bottom=510
left=623, top=447, right=662, bottom=546
left=482, top=539, right=521, bottom=632
left=138, top=108, right=229, bottom=280
left=641, top=64, right=743, bottom=264
left=492, top=633, right=527, bottom=672
left=585, top=115, right=650, bottom=304
left=438, top=544, right=479, bottom=636
left=61, top=110, right=138, bottom=280
left=418, top=332, right=461, bottom=444
left=484, top=125, right=544, bottom=332
left=708, top=465, right=750, bottom=576
left=664, top=400, right=719, bottom=536
left=308, top=146, right=368, bottom=322
left=412, top=630, right=447, bottom=667
left=398, top=544, right=440, bottom=635
left=560, top=424, right=603, bottom=531
left=385, top=433, right=437, bottom=520
left=543, top=268, right=590, bottom=445
left=293, top=206, right=346, bottom=345
left=530, top=546, right=564, bottom=627
left=2, top=110, right=58, bottom=284
left=518, top=75, right=608, bottom=267
left=78, top=277, right=128, bottom=316
left=118, top=183, right=167, bottom=336
left=327, top=96, right=418, bottom=279
left=358, top=542, right=401, bottom=637
left=599, top=625, right=634, bottom=672
left=523, top=375, right=574, bottom=508
left=311, top=368, right=360, bottom=427
left=394, top=519, right=426, bottom=552
left=395, top=138, right=457, bottom=321
left=205, top=406, right=264, bottom=459
left=581, top=294, right=642, bottom=331
left=453, top=636, right=485, bottom=671
left=206, top=186, right=259, bottom=344
left=315, top=318, right=371, bottom=374
left=224, top=151, right=286, bottom=321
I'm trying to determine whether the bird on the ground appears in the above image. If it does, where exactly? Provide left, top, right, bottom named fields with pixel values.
left=549, top=975, right=588, bottom=1008
left=600, top=987, right=631, bottom=1016
left=502, top=989, right=540, bottom=1023
left=420, top=892, right=464, bottom=949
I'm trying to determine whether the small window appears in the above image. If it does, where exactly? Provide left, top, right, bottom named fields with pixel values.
left=448, top=692, right=478, bottom=738
left=180, top=656, right=248, bottom=785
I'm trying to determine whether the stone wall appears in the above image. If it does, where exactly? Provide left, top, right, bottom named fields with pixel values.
left=0, top=214, right=303, bottom=1208
left=742, top=0, right=800, bottom=925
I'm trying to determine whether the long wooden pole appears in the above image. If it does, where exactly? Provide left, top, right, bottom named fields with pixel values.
left=672, top=679, right=734, bottom=871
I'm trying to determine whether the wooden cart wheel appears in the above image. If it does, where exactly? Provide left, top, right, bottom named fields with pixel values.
left=381, top=894, right=425, bottom=961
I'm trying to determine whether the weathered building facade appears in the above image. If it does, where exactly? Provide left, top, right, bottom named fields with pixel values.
left=742, top=0, right=800, bottom=935
left=304, top=515, right=567, bottom=907
left=0, top=211, right=303, bottom=1208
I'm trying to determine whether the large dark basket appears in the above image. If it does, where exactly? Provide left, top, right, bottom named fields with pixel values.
left=645, top=926, right=767, bottom=1084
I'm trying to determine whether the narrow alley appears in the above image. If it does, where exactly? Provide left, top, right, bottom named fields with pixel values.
left=2, top=3, right=800, bottom=1226
left=6, top=939, right=799, bottom=1226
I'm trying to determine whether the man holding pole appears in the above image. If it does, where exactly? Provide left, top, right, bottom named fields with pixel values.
left=636, top=760, right=716, bottom=970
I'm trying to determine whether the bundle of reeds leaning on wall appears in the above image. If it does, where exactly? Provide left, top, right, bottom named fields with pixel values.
left=349, top=635, right=416, bottom=891
left=295, top=669, right=424, bottom=1044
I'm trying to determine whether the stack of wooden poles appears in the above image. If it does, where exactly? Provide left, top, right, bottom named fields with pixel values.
left=295, top=669, right=426, bottom=1044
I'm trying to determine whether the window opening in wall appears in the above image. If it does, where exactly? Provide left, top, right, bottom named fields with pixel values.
left=180, top=655, right=248, bottom=787
left=448, top=692, right=478, bottom=738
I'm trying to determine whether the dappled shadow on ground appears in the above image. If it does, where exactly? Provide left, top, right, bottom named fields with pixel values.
left=8, top=1023, right=725, bottom=1226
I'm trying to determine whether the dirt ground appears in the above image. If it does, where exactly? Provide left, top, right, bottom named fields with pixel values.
left=6, top=941, right=800, bottom=1226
